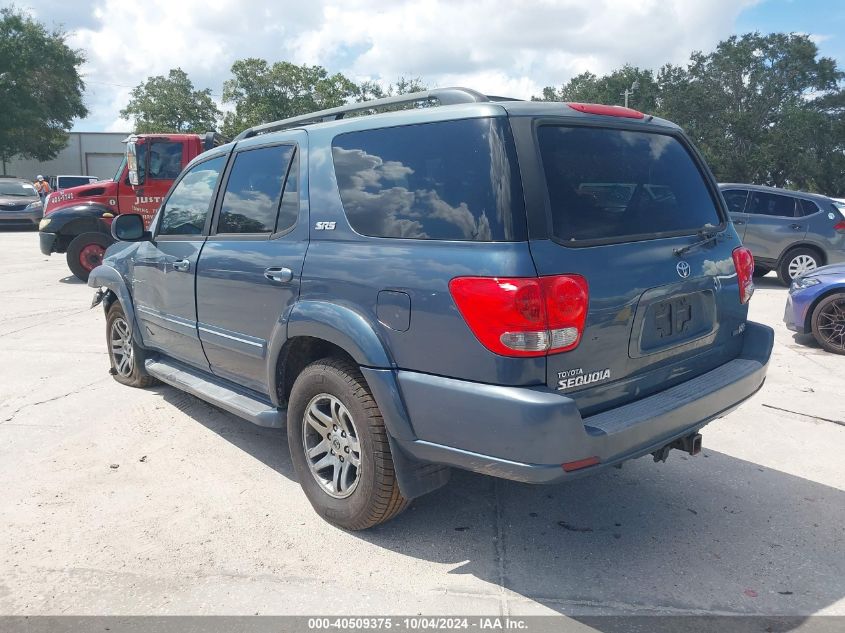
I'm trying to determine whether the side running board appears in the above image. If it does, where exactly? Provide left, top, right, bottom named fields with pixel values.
left=145, top=358, right=286, bottom=428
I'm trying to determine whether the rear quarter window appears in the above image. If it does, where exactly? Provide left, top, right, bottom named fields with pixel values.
left=537, top=126, right=722, bottom=243
left=331, top=117, right=525, bottom=241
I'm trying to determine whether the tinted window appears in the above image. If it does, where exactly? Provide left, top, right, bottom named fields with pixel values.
left=799, top=199, right=819, bottom=216
left=748, top=192, right=797, bottom=217
left=149, top=141, right=184, bottom=180
left=159, top=156, right=225, bottom=236
left=218, top=145, right=294, bottom=234
left=538, top=127, right=721, bottom=243
left=276, top=149, right=299, bottom=233
left=722, top=189, right=749, bottom=214
left=332, top=117, right=524, bottom=241
left=58, top=176, right=96, bottom=189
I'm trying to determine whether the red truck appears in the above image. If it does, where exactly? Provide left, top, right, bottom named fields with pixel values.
left=38, top=132, right=222, bottom=281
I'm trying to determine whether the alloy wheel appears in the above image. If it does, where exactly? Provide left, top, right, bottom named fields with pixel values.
left=816, top=298, right=845, bottom=352
left=110, top=317, right=134, bottom=377
left=302, top=394, right=362, bottom=499
left=788, top=254, right=818, bottom=279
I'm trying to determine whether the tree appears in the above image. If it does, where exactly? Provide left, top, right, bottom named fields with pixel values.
left=120, top=68, right=221, bottom=134
left=534, top=65, right=659, bottom=112
left=665, top=33, right=843, bottom=189
left=0, top=7, right=87, bottom=174
left=221, top=59, right=358, bottom=138
left=356, top=76, right=428, bottom=102
left=533, top=33, right=845, bottom=195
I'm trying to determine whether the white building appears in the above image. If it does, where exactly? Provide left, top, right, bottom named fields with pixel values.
left=3, top=132, right=129, bottom=181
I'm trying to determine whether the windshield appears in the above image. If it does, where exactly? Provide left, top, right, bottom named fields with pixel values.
left=0, top=181, right=37, bottom=196
left=112, top=156, right=127, bottom=182
left=538, top=126, right=722, bottom=244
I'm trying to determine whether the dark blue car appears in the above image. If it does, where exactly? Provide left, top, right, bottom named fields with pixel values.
left=784, top=263, right=845, bottom=354
left=88, top=88, right=773, bottom=529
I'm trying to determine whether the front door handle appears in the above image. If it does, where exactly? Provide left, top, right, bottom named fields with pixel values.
left=264, top=267, right=293, bottom=284
left=172, top=259, right=190, bottom=272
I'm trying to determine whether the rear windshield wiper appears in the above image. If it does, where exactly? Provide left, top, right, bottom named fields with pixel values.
left=673, top=229, right=723, bottom=258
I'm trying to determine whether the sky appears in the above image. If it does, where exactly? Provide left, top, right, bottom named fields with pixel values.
left=14, top=0, right=845, bottom=132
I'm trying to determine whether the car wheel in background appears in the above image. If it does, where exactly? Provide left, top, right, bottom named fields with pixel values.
left=810, top=293, right=845, bottom=355
left=67, top=232, right=113, bottom=282
left=778, top=247, right=820, bottom=286
left=287, top=357, right=409, bottom=530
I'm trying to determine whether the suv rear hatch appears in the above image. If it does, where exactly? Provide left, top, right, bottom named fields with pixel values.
left=526, top=121, right=750, bottom=415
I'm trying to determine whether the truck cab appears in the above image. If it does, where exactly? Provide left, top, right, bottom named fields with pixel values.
left=38, top=132, right=220, bottom=281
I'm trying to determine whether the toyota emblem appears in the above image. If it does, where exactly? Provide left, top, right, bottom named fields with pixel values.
left=676, top=261, right=691, bottom=278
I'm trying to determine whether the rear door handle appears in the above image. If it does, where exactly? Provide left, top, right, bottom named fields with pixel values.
left=172, top=259, right=190, bottom=272
left=264, top=267, right=293, bottom=284
left=790, top=224, right=803, bottom=230
left=733, top=220, right=745, bottom=226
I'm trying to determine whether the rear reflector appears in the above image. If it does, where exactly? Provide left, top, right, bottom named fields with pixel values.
left=449, top=274, right=589, bottom=357
left=566, top=102, right=645, bottom=119
left=562, top=456, right=600, bottom=472
left=732, top=246, right=755, bottom=305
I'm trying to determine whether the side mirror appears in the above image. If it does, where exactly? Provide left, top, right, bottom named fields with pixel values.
left=111, top=213, right=149, bottom=242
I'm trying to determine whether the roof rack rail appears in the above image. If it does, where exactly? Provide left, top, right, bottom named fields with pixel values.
left=233, top=87, right=491, bottom=141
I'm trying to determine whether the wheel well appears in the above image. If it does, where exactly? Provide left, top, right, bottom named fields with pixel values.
left=781, top=243, right=826, bottom=268
left=804, top=287, right=845, bottom=333
left=276, top=337, right=357, bottom=404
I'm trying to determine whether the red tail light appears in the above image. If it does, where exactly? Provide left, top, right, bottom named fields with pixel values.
left=834, top=220, right=845, bottom=233
left=448, top=275, right=589, bottom=357
left=732, top=246, right=755, bottom=304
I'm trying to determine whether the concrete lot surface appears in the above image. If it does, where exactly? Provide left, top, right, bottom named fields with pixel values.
left=0, top=229, right=843, bottom=616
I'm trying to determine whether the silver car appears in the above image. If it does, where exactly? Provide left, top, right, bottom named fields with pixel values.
left=0, top=177, right=43, bottom=229
left=720, top=183, right=845, bottom=285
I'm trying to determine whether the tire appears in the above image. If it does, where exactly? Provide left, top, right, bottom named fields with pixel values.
left=67, top=232, right=113, bottom=282
left=777, top=247, right=821, bottom=286
left=106, top=302, right=157, bottom=388
left=287, top=357, right=409, bottom=530
left=752, top=265, right=771, bottom=278
left=810, top=293, right=845, bottom=355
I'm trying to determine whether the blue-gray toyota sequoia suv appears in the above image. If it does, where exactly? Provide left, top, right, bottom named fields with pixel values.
left=89, top=88, right=773, bottom=530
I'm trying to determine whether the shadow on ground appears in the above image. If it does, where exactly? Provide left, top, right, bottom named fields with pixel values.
left=154, top=386, right=845, bottom=618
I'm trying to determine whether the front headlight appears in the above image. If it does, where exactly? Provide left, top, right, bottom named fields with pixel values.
left=25, top=201, right=42, bottom=211
left=791, top=276, right=821, bottom=290
left=38, top=218, right=51, bottom=231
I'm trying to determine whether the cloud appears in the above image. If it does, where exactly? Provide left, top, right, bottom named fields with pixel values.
left=29, top=0, right=757, bottom=131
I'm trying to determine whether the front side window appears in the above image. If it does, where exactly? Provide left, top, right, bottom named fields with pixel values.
left=332, top=117, right=524, bottom=241
left=538, top=126, right=721, bottom=243
left=748, top=192, right=797, bottom=217
left=722, top=189, right=749, bottom=214
left=149, top=141, right=184, bottom=180
left=158, top=156, right=226, bottom=236
left=218, top=144, right=294, bottom=234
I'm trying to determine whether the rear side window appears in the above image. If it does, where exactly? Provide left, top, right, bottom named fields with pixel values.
left=218, top=144, right=294, bottom=234
left=722, top=189, right=749, bottom=214
left=799, top=199, right=819, bottom=216
left=538, top=127, right=721, bottom=243
left=748, top=192, right=797, bottom=217
left=332, top=117, right=524, bottom=241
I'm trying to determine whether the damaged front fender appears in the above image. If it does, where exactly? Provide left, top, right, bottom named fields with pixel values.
left=87, top=264, right=144, bottom=347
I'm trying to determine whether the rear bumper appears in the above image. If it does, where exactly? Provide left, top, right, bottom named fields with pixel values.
left=377, top=321, right=773, bottom=484
left=38, top=231, right=58, bottom=255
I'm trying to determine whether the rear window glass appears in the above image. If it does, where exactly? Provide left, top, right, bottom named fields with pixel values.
left=799, top=199, right=819, bottom=216
left=332, top=117, right=524, bottom=241
left=537, top=126, right=721, bottom=243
